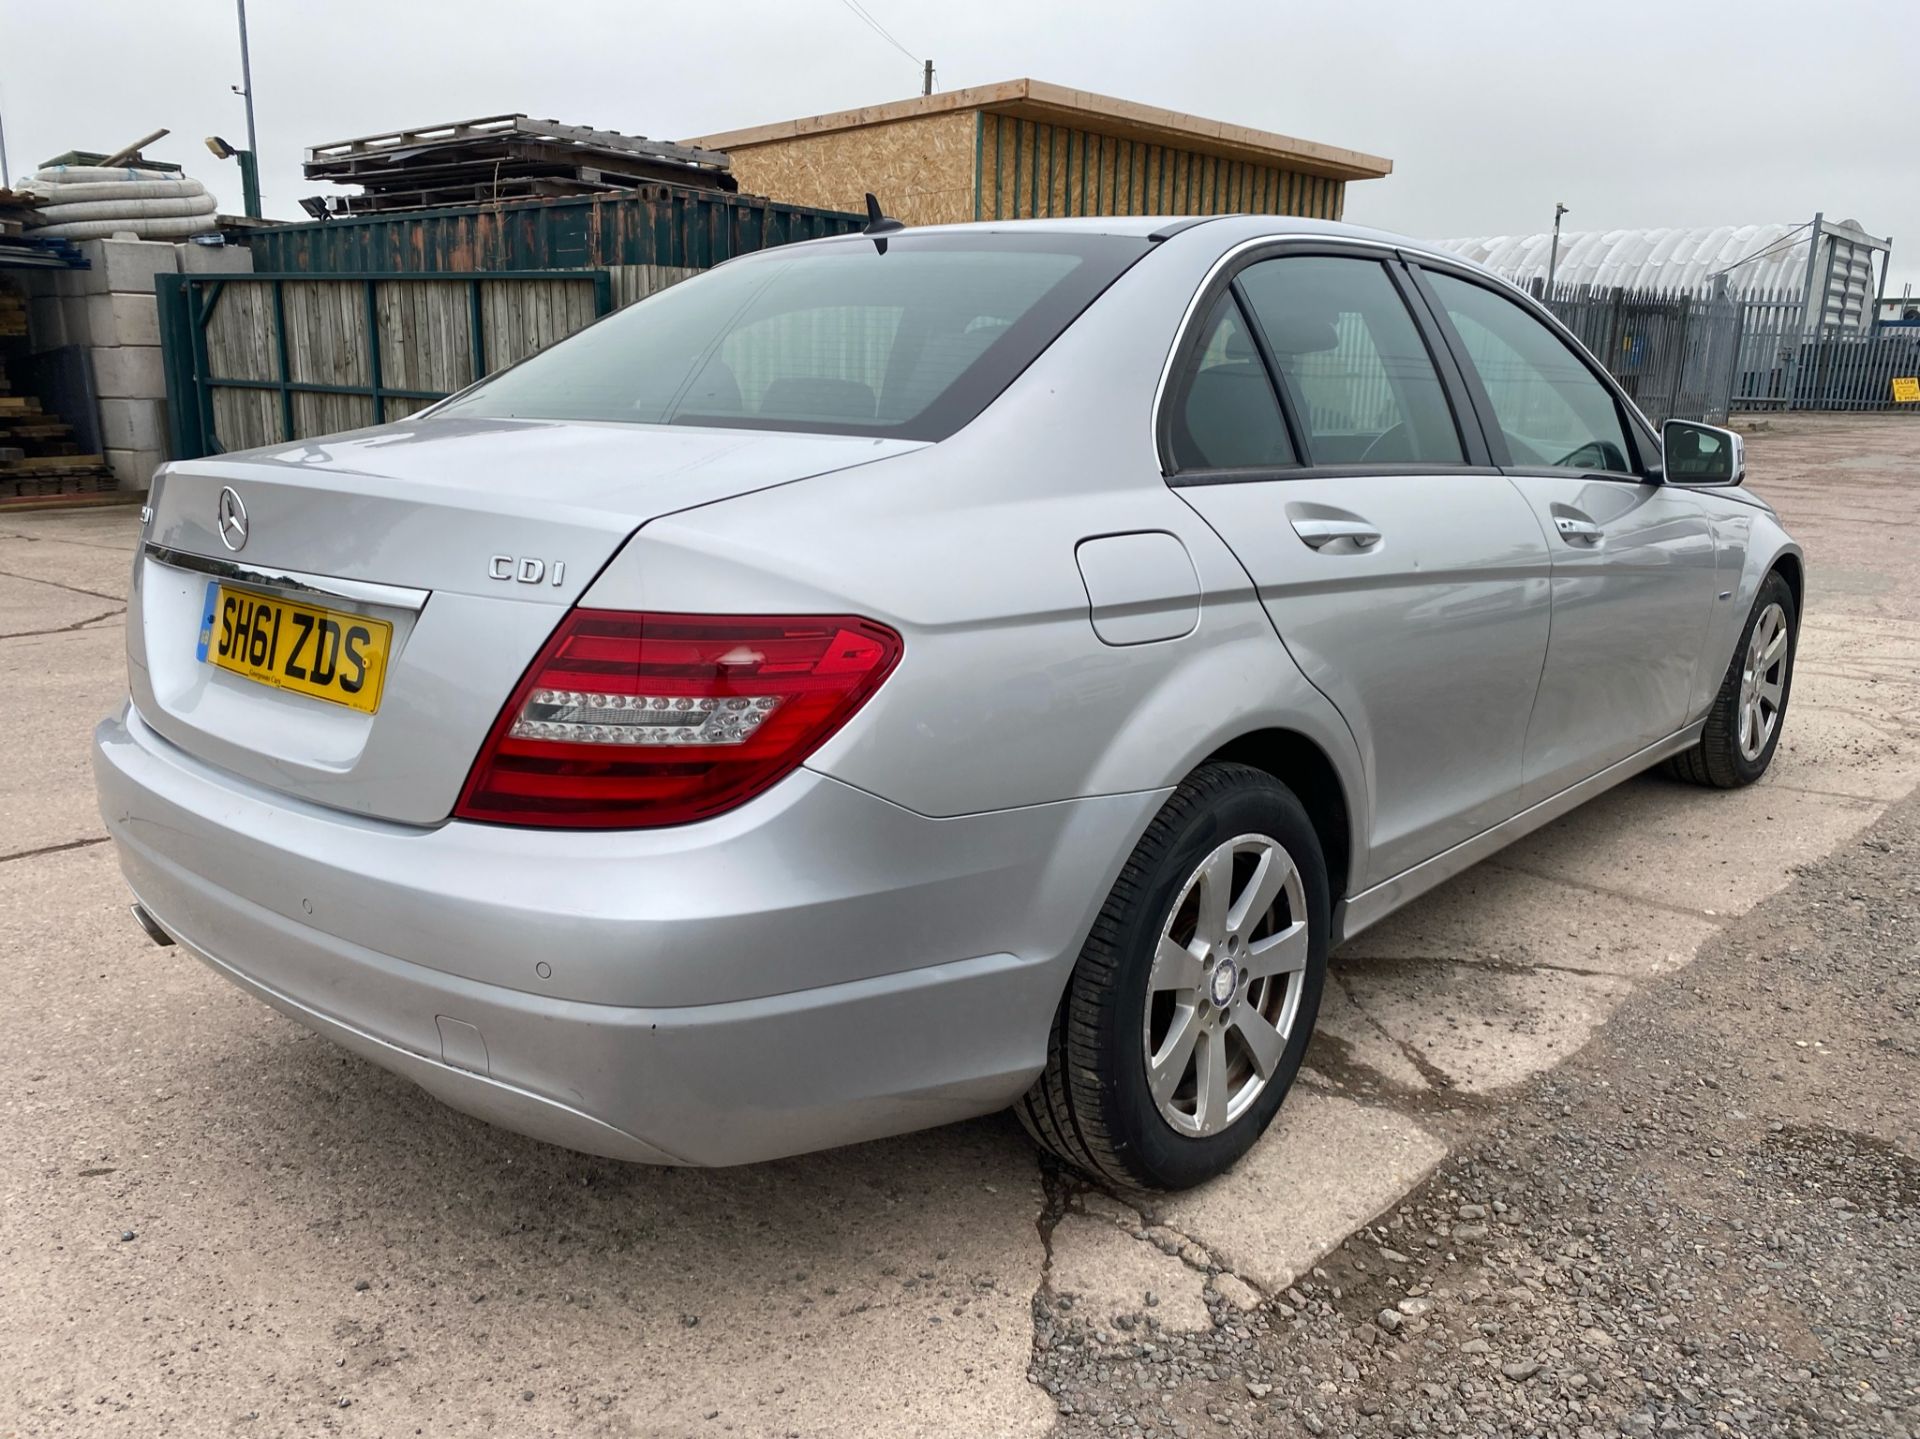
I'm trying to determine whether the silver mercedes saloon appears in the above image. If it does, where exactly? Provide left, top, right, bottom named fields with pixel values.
left=94, top=215, right=1802, bottom=1190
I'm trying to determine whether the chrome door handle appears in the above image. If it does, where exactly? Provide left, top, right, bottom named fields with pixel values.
left=1292, top=518, right=1383, bottom=551
left=1554, top=516, right=1604, bottom=546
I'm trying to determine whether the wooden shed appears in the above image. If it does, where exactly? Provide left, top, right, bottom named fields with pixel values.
left=687, top=78, right=1392, bottom=227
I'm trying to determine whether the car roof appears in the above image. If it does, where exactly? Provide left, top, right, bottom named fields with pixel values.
left=801, top=214, right=1472, bottom=271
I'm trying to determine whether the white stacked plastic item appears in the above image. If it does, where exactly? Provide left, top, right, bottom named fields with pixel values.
left=20, top=165, right=218, bottom=240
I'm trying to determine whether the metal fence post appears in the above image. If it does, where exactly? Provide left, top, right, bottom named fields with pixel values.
left=154, top=276, right=208, bottom=460
left=270, top=278, right=295, bottom=442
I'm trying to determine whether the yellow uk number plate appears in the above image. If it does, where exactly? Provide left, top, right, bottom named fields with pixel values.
left=197, top=581, right=392, bottom=714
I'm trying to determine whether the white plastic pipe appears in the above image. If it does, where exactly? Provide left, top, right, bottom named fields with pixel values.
left=31, top=214, right=221, bottom=240
left=34, top=193, right=216, bottom=223
left=22, top=163, right=221, bottom=239
left=24, top=165, right=179, bottom=185
left=21, top=178, right=209, bottom=204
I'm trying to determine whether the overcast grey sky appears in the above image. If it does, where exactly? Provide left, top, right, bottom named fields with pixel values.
left=5, top=0, right=1917, bottom=293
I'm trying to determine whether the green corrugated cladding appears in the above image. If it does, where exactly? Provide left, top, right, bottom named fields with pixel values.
left=248, top=185, right=866, bottom=275
left=971, top=113, right=1346, bottom=223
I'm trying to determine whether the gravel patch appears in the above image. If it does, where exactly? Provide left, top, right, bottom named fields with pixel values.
left=1034, top=793, right=1919, bottom=1438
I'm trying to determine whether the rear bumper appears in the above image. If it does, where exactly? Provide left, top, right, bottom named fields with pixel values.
left=94, top=705, right=1163, bottom=1165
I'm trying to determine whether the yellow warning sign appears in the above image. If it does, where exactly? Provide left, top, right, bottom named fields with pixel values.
left=1894, top=376, right=1920, bottom=404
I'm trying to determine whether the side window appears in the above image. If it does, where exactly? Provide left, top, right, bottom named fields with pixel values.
left=1167, top=294, right=1296, bottom=472
left=1236, top=256, right=1463, bottom=466
left=1423, top=271, right=1635, bottom=474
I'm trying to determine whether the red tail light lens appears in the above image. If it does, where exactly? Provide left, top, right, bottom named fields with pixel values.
left=455, top=611, right=903, bottom=829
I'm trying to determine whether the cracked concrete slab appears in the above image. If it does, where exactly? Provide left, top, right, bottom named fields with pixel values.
left=1, top=626, right=126, bottom=857
left=1, top=510, right=142, bottom=554
left=1341, top=863, right=1718, bottom=980
left=1311, top=976, right=1434, bottom=1095
left=1152, top=1091, right=1447, bottom=1293
left=0, top=570, right=117, bottom=638
left=1769, top=667, right=1920, bottom=800
left=1491, top=776, right=1884, bottom=918
left=1333, top=956, right=1633, bottom=1094
left=1046, top=1214, right=1211, bottom=1332
left=0, top=529, right=137, bottom=601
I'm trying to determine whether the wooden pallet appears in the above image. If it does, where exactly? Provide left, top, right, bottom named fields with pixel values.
left=0, top=373, right=103, bottom=484
left=306, top=114, right=730, bottom=173
left=305, top=167, right=729, bottom=216
left=300, top=113, right=737, bottom=215
left=2, top=482, right=113, bottom=503
left=0, top=453, right=105, bottom=473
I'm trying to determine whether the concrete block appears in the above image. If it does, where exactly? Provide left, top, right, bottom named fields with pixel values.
left=98, top=397, right=169, bottom=453
left=75, top=239, right=178, bottom=296
left=89, top=345, right=167, bottom=400
left=68, top=295, right=97, bottom=347
left=177, top=240, right=253, bottom=274
left=106, top=446, right=166, bottom=492
left=85, top=292, right=161, bottom=348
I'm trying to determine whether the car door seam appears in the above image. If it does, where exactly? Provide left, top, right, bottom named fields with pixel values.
left=1502, top=472, right=1560, bottom=795
left=1168, top=485, right=1375, bottom=857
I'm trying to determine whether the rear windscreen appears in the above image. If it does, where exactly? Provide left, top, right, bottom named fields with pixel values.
left=439, top=233, right=1151, bottom=441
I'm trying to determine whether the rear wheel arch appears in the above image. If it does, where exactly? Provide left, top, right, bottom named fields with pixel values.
left=1203, top=728, right=1356, bottom=904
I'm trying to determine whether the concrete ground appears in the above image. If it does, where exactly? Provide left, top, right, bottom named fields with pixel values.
left=1, top=414, right=1915, bottom=1437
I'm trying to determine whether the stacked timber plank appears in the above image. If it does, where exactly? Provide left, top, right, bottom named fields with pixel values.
left=0, top=291, right=112, bottom=498
left=1, top=184, right=45, bottom=244
left=0, top=389, right=113, bottom=497
left=301, top=114, right=737, bottom=217
left=0, top=190, right=94, bottom=268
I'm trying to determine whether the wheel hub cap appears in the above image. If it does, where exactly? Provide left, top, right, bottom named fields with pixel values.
left=1142, top=832, right=1311, bottom=1139
left=1208, top=959, right=1240, bottom=1008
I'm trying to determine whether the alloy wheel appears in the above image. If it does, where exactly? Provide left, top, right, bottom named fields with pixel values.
left=1143, top=833, right=1310, bottom=1138
left=1737, top=601, right=1789, bottom=762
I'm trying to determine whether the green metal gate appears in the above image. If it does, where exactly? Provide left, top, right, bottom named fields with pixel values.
left=155, top=268, right=614, bottom=460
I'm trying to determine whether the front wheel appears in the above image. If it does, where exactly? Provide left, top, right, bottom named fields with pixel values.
left=1019, top=763, right=1329, bottom=1191
left=1667, top=570, right=1798, bottom=789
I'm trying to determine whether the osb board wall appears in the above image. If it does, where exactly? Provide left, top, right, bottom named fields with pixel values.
left=723, top=112, right=980, bottom=227
left=978, top=112, right=1345, bottom=221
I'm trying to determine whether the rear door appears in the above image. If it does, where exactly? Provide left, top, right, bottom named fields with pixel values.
left=1408, top=264, right=1719, bottom=803
left=1168, top=246, right=1552, bottom=887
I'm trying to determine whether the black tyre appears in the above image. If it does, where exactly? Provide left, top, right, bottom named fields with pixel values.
left=1019, top=763, right=1329, bottom=1191
left=1667, top=570, right=1798, bottom=789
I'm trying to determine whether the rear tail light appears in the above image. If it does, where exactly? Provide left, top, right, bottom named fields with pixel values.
left=455, top=610, right=903, bottom=829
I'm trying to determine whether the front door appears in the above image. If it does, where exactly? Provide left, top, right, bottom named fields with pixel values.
left=1167, top=251, right=1552, bottom=886
left=1414, top=267, right=1720, bottom=803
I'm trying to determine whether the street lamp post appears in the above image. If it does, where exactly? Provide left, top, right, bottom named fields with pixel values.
left=231, top=0, right=263, bottom=218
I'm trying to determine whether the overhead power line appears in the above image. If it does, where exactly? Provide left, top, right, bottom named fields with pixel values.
left=835, top=0, right=921, bottom=67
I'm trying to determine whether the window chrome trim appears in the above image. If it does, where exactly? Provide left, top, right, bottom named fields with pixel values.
left=1153, top=234, right=1498, bottom=481
left=143, top=542, right=430, bottom=613
left=1170, top=463, right=1505, bottom=489
left=1150, top=234, right=1408, bottom=472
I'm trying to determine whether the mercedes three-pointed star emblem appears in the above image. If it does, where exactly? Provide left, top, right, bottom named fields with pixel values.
left=216, top=486, right=249, bottom=552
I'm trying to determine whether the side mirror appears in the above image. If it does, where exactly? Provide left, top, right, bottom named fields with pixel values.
left=1661, top=419, right=1745, bottom=487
